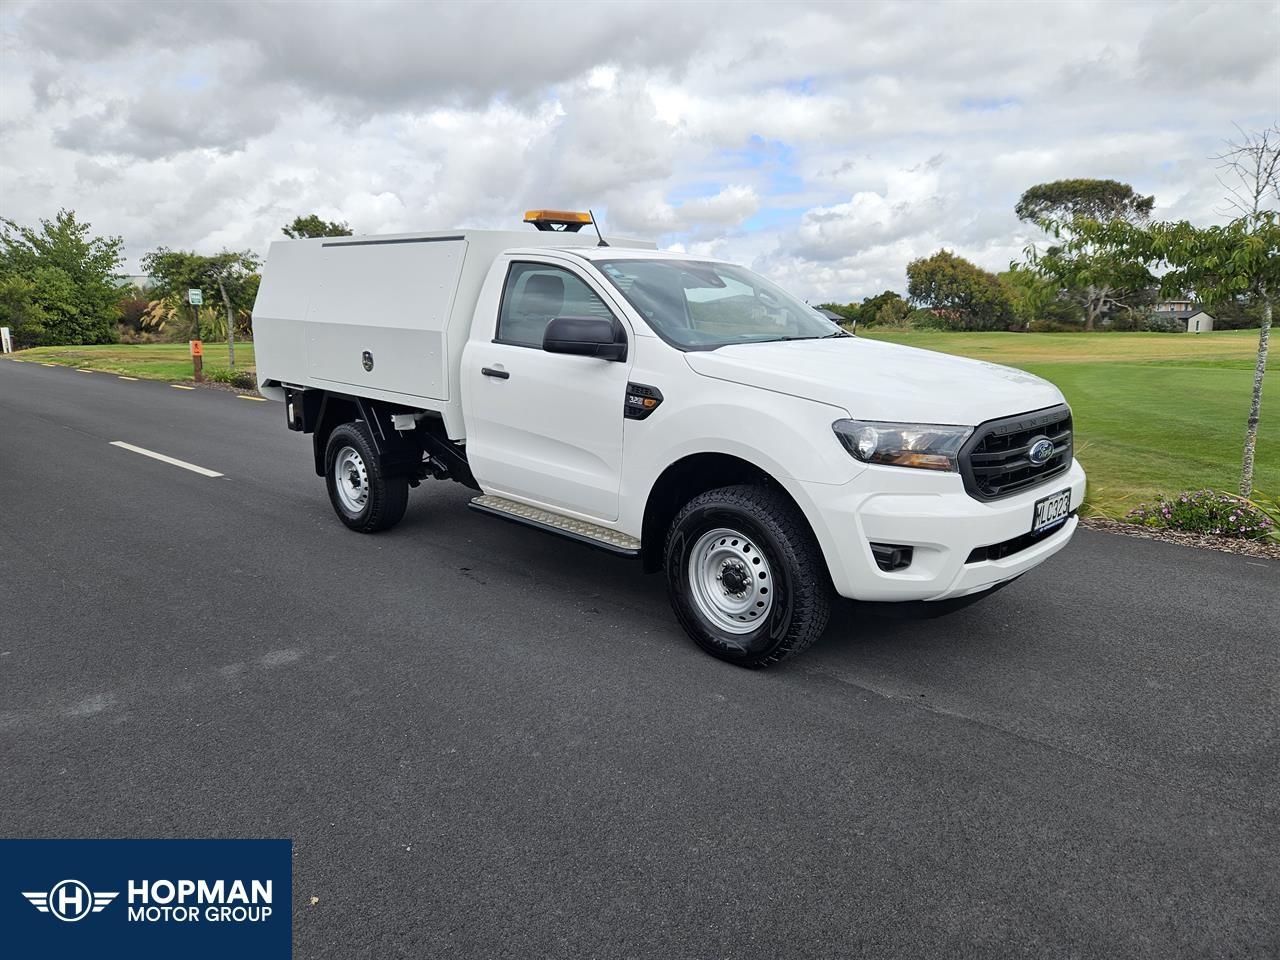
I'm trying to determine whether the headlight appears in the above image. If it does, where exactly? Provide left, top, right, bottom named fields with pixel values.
left=832, top=419, right=973, bottom=472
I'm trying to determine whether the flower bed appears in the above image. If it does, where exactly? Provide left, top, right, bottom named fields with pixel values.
left=1126, top=490, right=1274, bottom=540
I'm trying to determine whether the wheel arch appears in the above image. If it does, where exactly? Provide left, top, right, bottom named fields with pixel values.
left=639, top=452, right=822, bottom=576
left=312, top=394, right=360, bottom=476
left=310, top=393, right=436, bottom=480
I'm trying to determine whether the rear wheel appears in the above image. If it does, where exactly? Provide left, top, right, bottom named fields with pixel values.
left=324, top=421, right=409, bottom=533
left=665, top=484, right=831, bottom=668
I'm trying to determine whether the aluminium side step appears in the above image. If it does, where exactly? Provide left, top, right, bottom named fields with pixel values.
left=468, top=495, right=641, bottom=557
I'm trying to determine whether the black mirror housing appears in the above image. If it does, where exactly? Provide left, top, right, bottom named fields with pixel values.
left=543, top=316, right=627, bottom=361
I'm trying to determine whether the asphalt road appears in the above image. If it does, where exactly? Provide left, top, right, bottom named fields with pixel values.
left=2, top=358, right=1277, bottom=960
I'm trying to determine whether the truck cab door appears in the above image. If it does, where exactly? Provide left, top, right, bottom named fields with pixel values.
left=462, top=257, right=632, bottom=522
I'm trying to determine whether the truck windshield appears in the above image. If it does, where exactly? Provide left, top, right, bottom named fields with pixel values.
left=595, top=258, right=844, bottom=350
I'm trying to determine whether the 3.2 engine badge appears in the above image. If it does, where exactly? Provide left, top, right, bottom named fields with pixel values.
left=624, top=383, right=663, bottom=420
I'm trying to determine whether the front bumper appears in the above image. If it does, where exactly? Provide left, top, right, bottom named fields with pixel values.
left=791, top=458, right=1087, bottom=602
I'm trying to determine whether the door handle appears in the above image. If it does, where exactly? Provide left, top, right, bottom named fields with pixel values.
left=481, top=366, right=510, bottom=380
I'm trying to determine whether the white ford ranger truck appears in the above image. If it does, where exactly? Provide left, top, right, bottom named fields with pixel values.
left=253, top=210, right=1085, bottom=667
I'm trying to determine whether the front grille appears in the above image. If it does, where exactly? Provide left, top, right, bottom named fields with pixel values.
left=965, top=510, right=1077, bottom=563
left=959, top=404, right=1073, bottom=501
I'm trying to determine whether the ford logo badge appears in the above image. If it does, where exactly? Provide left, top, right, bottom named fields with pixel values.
left=1028, top=437, right=1055, bottom=465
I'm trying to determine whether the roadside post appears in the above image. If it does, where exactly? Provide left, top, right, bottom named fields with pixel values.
left=0, top=326, right=11, bottom=353
left=190, top=339, right=204, bottom=382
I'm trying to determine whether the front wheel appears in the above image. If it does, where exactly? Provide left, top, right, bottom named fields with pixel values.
left=665, top=484, right=831, bottom=668
left=324, top=421, right=409, bottom=533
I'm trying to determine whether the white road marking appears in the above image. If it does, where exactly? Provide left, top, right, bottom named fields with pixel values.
left=236, top=394, right=268, bottom=402
left=170, top=383, right=195, bottom=390
left=109, top=441, right=224, bottom=478
left=118, top=376, right=139, bottom=381
left=76, top=368, right=94, bottom=373
left=41, top=362, right=57, bottom=367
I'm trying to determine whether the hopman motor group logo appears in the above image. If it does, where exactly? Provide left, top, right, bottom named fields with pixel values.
left=21, top=877, right=273, bottom=924
left=2, top=839, right=291, bottom=960
left=23, top=880, right=117, bottom=921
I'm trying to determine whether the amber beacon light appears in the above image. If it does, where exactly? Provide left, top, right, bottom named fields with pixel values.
left=523, top=209, right=593, bottom=232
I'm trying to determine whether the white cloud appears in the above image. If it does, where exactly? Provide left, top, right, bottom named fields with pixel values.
left=1, top=0, right=1276, bottom=302
left=609, top=185, right=760, bottom=235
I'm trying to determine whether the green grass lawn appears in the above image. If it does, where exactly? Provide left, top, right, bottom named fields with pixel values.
left=863, top=329, right=1276, bottom=515
left=14, top=330, right=1276, bottom=517
left=14, top=341, right=256, bottom=381
left=859, top=327, right=1267, bottom=366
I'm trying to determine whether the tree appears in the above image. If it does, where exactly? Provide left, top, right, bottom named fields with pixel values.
left=1044, top=211, right=1277, bottom=494
left=142, top=247, right=261, bottom=368
left=0, top=275, right=48, bottom=348
left=997, top=265, right=1083, bottom=331
left=1029, top=129, right=1277, bottom=495
left=856, top=290, right=908, bottom=327
left=234, top=273, right=261, bottom=338
left=1210, top=296, right=1267, bottom=330
left=116, top=292, right=156, bottom=342
left=1017, top=178, right=1155, bottom=330
left=1213, top=125, right=1280, bottom=224
left=140, top=248, right=210, bottom=338
left=0, top=210, right=124, bottom=345
left=876, top=299, right=913, bottom=327
left=282, top=214, right=352, bottom=239
left=1025, top=233, right=1153, bottom=331
left=813, top=292, right=910, bottom=327
left=1145, top=217, right=1274, bottom=495
left=906, top=250, right=1015, bottom=330
left=1208, top=125, right=1278, bottom=497
left=1015, top=179, right=1154, bottom=224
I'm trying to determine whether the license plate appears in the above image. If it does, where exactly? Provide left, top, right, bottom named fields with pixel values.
left=1032, top=488, right=1072, bottom=534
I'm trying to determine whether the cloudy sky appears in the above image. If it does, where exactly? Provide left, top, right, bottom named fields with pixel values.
left=1, top=0, right=1277, bottom=300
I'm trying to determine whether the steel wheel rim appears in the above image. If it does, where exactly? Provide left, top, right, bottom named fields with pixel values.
left=334, top=445, right=369, bottom=514
left=687, top=526, right=773, bottom=635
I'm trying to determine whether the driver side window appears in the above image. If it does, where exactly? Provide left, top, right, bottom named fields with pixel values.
left=496, top=262, right=616, bottom=348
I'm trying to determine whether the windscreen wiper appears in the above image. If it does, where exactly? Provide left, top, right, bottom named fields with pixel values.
left=766, top=332, right=849, bottom=342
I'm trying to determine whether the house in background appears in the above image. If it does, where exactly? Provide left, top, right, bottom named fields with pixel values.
left=1183, top=309, right=1214, bottom=334
left=1152, top=299, right=1214, bottom=333
left=816, top=306, right=855, bottom=331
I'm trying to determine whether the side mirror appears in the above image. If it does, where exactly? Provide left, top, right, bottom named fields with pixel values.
left=543, top=316, right=627, bottom=361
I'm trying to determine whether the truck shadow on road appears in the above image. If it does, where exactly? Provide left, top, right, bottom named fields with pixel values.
left=386, top=486, right=1083, bottom=677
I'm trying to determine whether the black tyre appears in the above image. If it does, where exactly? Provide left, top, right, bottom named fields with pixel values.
left=665, top=483, right=832, bottom=668
left=324, top=421, right=409, bottom=533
